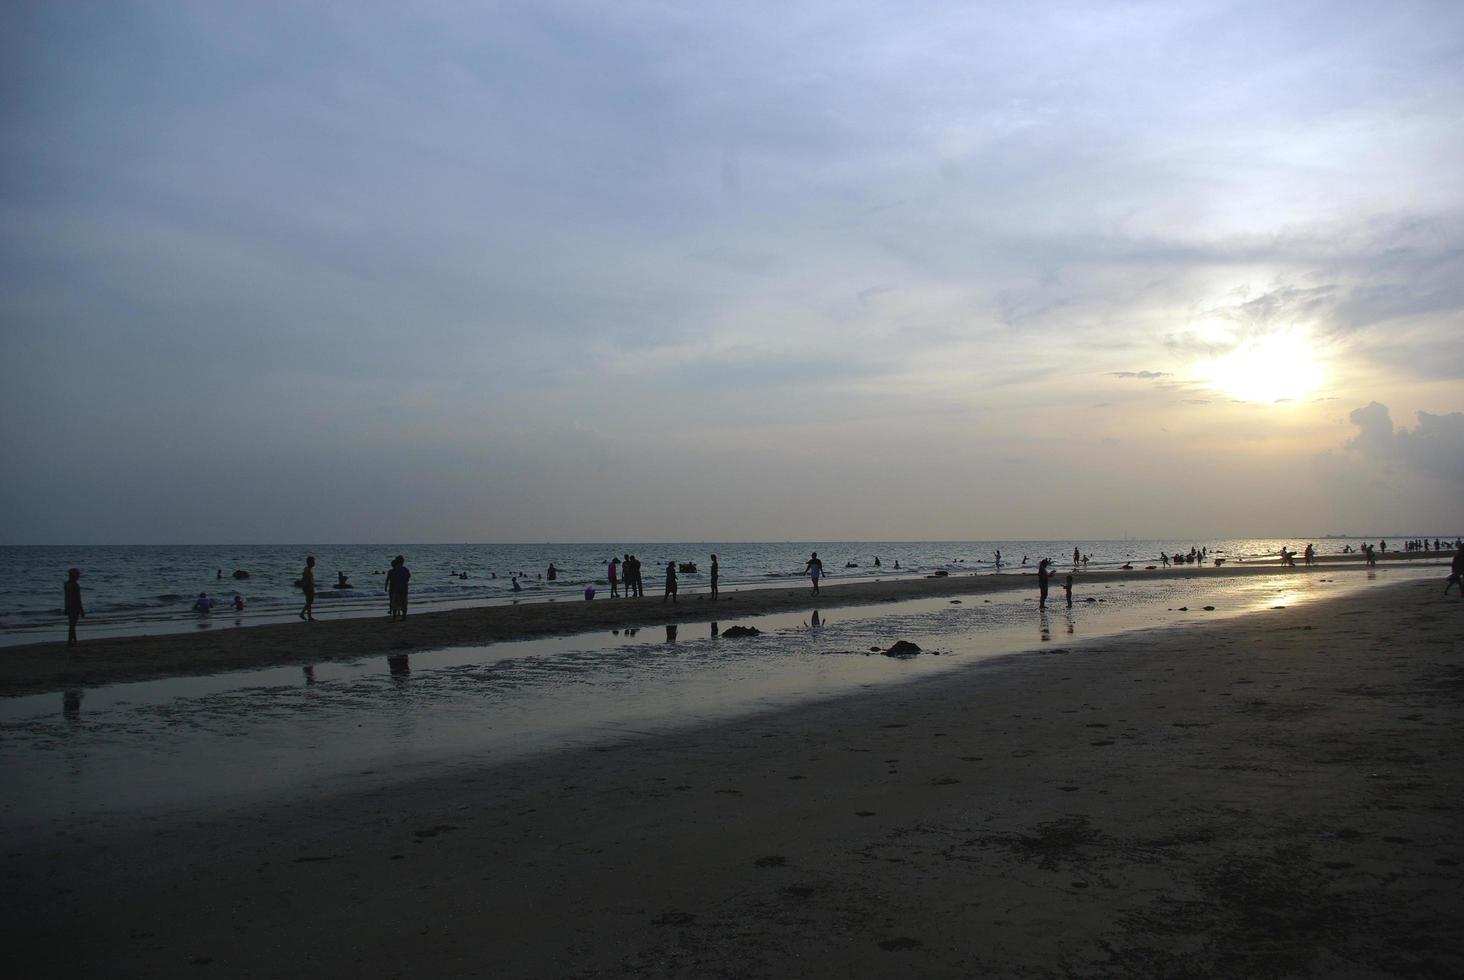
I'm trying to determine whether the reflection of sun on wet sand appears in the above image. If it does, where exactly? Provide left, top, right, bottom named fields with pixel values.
left=1, top=556, right=1449, bottom=696
left=5, top=577, right=1460, bottom=976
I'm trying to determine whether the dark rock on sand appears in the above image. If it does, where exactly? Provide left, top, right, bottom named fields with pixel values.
left=721, top=625, right=761, bottom=638
left=883, top=640, right=923, bottom=658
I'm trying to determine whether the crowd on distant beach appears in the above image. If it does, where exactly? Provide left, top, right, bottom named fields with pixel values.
left=57, top=538, right=1464, bottom=645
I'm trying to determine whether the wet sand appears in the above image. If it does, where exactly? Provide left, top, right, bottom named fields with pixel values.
left=7, top=576, right=1461, bottom=978
left=1, top=556, right=1445, bottom=696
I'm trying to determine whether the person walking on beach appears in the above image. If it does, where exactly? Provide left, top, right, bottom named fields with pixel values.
left=299, top=555, right=317, bottom=621
left=1037, top=558, right=1055, bottom=607
left=709, top=554, right=719, bottom=600
left=386, top=555, right=411, bottom=621
left=1445, top=546, right=1464, bottom=597
left=663, top=561, right=678, bottom=603
left=1063, top=574, right=1073, bottom=607
left=805, top=552, right=824, bottom=595
left=64, top=567, right=84, bottom=647
left=608, top=557, right=621, bottom=598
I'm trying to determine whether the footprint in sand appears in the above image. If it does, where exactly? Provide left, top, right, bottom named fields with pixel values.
left=783, top=885, right=815, bottom=898
left=930, top=777, right=960, bottom=786
left=652, top=911, right=697, bottom=926
left=855, top=811, right=876, bottom=817
left=1090, top=740, right=1115, bottom=747
left=755, top=855, right=787, bottom=867
left=413, top=824, right=459, bottom=839
left=878, top=937, right=923, bottom=951
left=958, top=756, right=984, bottom=762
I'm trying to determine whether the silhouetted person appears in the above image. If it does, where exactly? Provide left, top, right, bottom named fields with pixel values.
left=547, top=562, right=557, bottom=581
left=1073, top=547, right=1080, bottom=565
left=233, top=594, right=245, bottom=612
left=64, top=567, right=83, bottom=647
left=805, top=552, right=824, bottom=595
left=710, top=553, right=719, bottom=600
left=1063, top=575, right=1073, bottom=607
left=299, top=555, right=317, bottom=621
left=337, top=571, right=352, bottom=589
left=386, top=555, right=411, bottom=621
left=873, top=556, right=880, bottom=567
left=193, top=592, right=215, bottom=613
left=1037, top=558, right=1054, bottom=607
left=1446, top=547, right=1464, bottom=597
left=512, top=576, right=522, bottom=592
left=663, top=562, right=677, bottom=603
left=608, top=557, right=621, bottom=598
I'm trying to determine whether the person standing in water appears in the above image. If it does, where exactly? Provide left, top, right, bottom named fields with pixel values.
left=709, top=553, right=719, bottom=601
left=1037, top=558, right=1055, bottom=607
left=386, top=555, right=411, bottom=621
left=805, top=552, right=824, bottom=595
left=663, top=561, right=678, bottom=603
left=1063, top=574, right=1073, bottom=607
left=608, top=557, right=621, bottom=598
left=64, top=567, right=84, bottom=647
left=299, top=555, right=317, bottom=621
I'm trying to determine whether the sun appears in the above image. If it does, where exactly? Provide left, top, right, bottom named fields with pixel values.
left=1194, top=329, right=1325, bottom=402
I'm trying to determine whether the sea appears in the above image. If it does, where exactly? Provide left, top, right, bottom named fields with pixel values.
left=2, top=536, right=1440, bottom=646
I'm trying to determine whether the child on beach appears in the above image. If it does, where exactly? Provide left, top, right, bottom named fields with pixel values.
left=663, top=562, right=677, bottom=603
left=64, top=567, right=84, bottom=647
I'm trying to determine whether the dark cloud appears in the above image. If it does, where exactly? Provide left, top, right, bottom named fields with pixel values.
left=1345, top=402, right=1464, bottom=484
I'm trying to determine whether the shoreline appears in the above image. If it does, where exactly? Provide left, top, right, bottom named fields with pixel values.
left=8, top=577, right=1460, bottom=977
left=2, top=557, right=1449, bottom=696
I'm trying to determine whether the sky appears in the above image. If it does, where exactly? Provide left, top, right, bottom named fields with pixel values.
left=2, top=0, right=1462, bottom=544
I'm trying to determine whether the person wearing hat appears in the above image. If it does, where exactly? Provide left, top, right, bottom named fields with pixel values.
left=64, top=567, right=84, bottom=647
left=386, top=555, right=411, bottom=621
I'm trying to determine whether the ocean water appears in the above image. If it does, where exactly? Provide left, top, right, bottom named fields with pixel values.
left=0, top=537, right=1446, bottom=645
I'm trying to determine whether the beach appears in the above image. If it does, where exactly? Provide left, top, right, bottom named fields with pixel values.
left=5, top=570, right=1461, bottom=978
left=0, top=556, right=1442, bottom=697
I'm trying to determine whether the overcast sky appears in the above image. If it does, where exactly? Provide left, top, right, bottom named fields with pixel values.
left=3, top=1, right=1462, bottom=544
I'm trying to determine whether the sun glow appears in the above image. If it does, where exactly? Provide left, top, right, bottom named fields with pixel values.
left=1195, top=329, right=1325, bottom=403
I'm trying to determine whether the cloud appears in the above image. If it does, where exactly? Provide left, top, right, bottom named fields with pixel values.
left=1344, top=401, right=1464, bottom=484
left=1109, top=370, right=1169, bottom=380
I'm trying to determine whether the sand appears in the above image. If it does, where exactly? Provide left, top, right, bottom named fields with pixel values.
left=1, top=556, right=1447, bottom=697
left=5, top=574, right=1461, bottom=978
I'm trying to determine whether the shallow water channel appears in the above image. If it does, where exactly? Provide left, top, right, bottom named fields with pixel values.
left=0, top=566, right=1431, bottom=838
